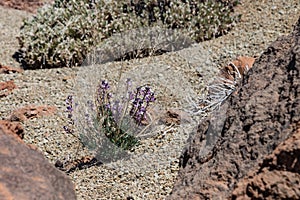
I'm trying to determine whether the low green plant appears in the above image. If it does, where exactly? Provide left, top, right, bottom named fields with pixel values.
left=17, top=0, right=240, bottom=69
left=64, top=78, right=157, bottom=162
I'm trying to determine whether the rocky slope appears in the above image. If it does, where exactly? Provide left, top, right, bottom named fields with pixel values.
left=0, top=0, right=299, bottom=199
left=168, top=17, right=300, bottom=199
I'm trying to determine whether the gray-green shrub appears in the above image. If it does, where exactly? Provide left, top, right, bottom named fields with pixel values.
left=17, top=0, right=240, bottom=69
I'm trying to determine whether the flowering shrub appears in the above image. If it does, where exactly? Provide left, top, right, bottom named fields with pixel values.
left=64, top=79, right=156, bottom=160
left=17, top=0, right=240, bottom=68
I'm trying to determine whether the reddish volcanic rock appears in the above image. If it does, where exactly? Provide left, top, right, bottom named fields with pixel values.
left=8, top=105, right=56, bottom=122
left=0, top=128, right=76, bottom=200
left=0, top=64, right=23, bottom=74
left=168, top=17, right=300, bottom=199
left=0, top=80, right=17, bottom=97
left=0, top=0, right=49, bottom=13
left=0, top=120, right=24, bottom=141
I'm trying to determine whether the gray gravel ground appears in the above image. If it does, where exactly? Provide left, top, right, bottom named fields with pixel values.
left=0, top=0, right=299, bottom=199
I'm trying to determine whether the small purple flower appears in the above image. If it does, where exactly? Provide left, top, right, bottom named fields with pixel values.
left=63, top=125, right=74, bottom=134
left=66, top=105, right=73, bottom=112
left=145, top=92, right=155, bottom=102
left=66, top=95, right=73, bottom=103
left=105, top=104, right=111, bottom=109
left=101, top=80, right=110, bottom=90
left=67, top=113, right=72, bottom=119
left=65, top=95, right=74, bottom=120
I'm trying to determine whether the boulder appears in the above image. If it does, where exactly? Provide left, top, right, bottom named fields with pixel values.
left=168, top=17, right=300, bottom=199
left=0, top=127, right=77, bottom=200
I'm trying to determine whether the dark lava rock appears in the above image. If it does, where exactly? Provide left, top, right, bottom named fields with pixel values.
left=168, top=17, right=300, bottom=199
left=0, top=128, right=76, bottom=200
left=232, top=125, right=300, bottom=199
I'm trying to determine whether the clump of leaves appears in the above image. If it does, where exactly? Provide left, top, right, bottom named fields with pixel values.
left=64, top=79, right=157, bottom=162
left=17, top=0, right=240, bottom=69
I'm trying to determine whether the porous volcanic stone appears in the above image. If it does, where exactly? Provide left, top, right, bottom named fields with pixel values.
left=0, top=128, right=76, bottom=200
left=232, top=125, right=300, bottom=199
left=168, top=17, right=300, bottom=199
left=7, top=105, right=56, bottom=122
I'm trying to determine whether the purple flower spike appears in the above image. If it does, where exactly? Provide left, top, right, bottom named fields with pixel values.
left=129, top=85, right=156, bottom=125
left=65, top=95, right=73, bottom=117
left=95, top=80, right=114, bottom=118
left=64, top=95, right=75, bottom=135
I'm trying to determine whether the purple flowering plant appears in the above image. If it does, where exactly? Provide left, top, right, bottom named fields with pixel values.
left=64, top=78, right=156, bottom=151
